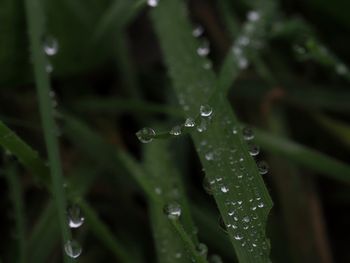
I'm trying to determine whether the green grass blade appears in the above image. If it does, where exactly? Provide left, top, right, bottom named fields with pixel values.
left=0, top=120, right=49, bottom=186
left=24, top=0, right=72, bottom=259
left=151, top=1, right=273, bottom=262
left=78, top=200, right=133, bottom=263
left=4, top=163, right=27, bottom=263
left=254, top=128, right=350, bottom=184
left=144, top=139, right=200, bottom=262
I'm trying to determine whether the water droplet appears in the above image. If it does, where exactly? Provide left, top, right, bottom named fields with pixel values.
left=155, top=187, right=162, bottom=195
left=232, top=46, right=243, bottom=56
left=248, top=144, right=260, bottom=156
left=197, top=41, right=210, bottom=57
left=258, top=202, right=265, bottom=208
left=234, top=234, right=244, bottom=240
left=247, top=11, right=260, bottom=22
left=242, top=216, right=250, bottom=223
left=336, top=63, right=348, bottom=75
left=257, top=161, right=269, bottom=175
left=67, top=205, right=85, bottom=229
left=232, top=127, right=238, bottom=134
left=46, top=62, right=53, bottom=73
left=170, top=125, right=182, bottom=136
left=197, top=119, right=207, bottom=133
left=242, top=126, right=254, bottom=140
left=136, top=127, right=155, bottom=143
left=192, top=25, right=204, bottom=38
left=43, top=36, right=59, bottom=56
left=64, top=240, right=82, bottom=259
left=237, top=36, right=250, bottom=46
left=196, top=243, right=208, bottom=257
left=200, top=104, right=212, bottom=117
left=175, top=252, right=182, bottom=258
left=163, top=202, right=181, bottom=220
left=184, top=117, right=195, bottom=127
left=209, top=254, right=223, bottom=263
left=147, top=0, right=159, bottom=7
left=238, top=57, right=249, bottom=69
left=220, top=186, right=229, bottom=193
left=205, top=151, right=214, bottom=161
left=203, top=61, right=212, bottom=70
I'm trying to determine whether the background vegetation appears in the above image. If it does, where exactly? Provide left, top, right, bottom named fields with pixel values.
left=0, top=0, right=350, bottom=262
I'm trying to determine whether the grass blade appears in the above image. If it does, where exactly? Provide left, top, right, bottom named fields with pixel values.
left=24, top=0, right=72, bottom=259
left=151, top=1, right=273, bottom=261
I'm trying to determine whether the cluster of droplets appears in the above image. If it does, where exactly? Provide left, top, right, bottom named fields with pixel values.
left=43, top=36, right=59, bottom=74
left=136, top=104, right=214, bottom=144
left=231, top=10, right=266, bottom=70
left=191, top=24, right=213, bottom=70
left=64, top=204, right=84, bottom=259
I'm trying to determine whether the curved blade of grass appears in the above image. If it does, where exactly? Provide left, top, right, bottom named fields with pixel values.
left=254, top=128, right=350, bottom=184
left=78, top=200, right=133, bottom=263
left=0, top=120, right=49, bottom=186
left=151, top=1, right=273, bottom=262
left=314, top=114, right=350, bottom=147
left=24, top=0, right=72, bottom=259
left=144, top=139, right=200, bottom=262
left=4, top=163, right=26, bottom=263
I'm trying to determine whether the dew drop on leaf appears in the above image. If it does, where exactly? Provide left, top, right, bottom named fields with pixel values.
left=43, top=36, right=59, bottom=56
left=169, top=125, right=182, bottom=136
left=192, top=25, right=204, bottom=38
left=242, top=126, right=254, bottom=140
left=67, top=204, right=85, bottom=229
left=184, top=117, right=195, bottom=127
left=257, top=161, right=269, bottom=175
left=200, top=104, right=213, bottom=117
left=136, top=127, right=155, bottom=143
left=163, top=202, right=182, bottom=220
left=64, top=240, right=82, bottom=259
left=147, top=0, right=159, bottom=7
left=248, top=144, right=260, bottom=156
left=247, top=11, right=260, bottom=22
left=197, top=41, right=210, bottom=57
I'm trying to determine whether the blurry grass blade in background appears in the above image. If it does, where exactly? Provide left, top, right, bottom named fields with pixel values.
left=151, top=0, right=273, bottom=261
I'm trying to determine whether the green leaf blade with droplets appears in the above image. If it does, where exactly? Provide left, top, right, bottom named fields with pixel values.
left=151, top=1, right=273, bottom=262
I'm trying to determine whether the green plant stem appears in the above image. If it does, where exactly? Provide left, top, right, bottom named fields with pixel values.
left=23, top=0, right=72, bottom=260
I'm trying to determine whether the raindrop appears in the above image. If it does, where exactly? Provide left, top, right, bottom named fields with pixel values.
left=234, top=234, right=244, bottom=240
left=205, top=151, right=214, bottom=161
left=200, top=104, right=212, bottom=117
left=220, top=186, right=229, bottom=193
left=257, top=161, right=269, bottom=175
left=242, top=216, right=250, bottom=223
left=136, top=127, right=155, bottom=143
left=242, top=126, right=254, bottom=140
left=197, top=41, right=210, bottom=57
left=232, top=127, right=238, bottom=134
left=43, top=36, right=59, bottom=56
left=247, top=11, right=260, bottom=22
left=196, top=243, right=208, bottom=257
left=170, top=125, right=182, bottom=136
left=238, top=57, right=249, bottom=69
left=155, top=187, right=162, bottom=195
left=258, top=202, right=265, bottom=208
left=163, top=202, right=182, bottom=220
left=64, top=240, right=82, bottom=259
left=248, top=144, right=260, bottom=156
left=147, top=0, right=159, bottom=7
left=184, top=117, right=195, bottom=127
left=67, top=204, right=85, bottom=229
left=192, top=25, right=204, bottom=38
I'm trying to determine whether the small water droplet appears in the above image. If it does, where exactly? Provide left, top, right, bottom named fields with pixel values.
left=247, top=11, right=260, bottom=22
left=248, top=144, right=260, bottom=156
left=200, top=104, right=212, bottom=117
left=163, top=202, right=181, bottom=220
left=203, top=61, right=212, bottom=70
left=257, top=161, right=269, bottom=175
left=184, top=117, right=195, bottom=127
left=197, top=41, right=210, bottom=57
left=170, top=125, right=182, bottom=136
left=242, top=216, right=250, bottom=223
left=136, top=127, right=155, bottom=143
left=147, top=0, right=159, bottom=7
left=175, top=252, right=182, bottom=259
left=67, top=205, right=84, bottom=229
left=64, top=240, right=82, bottom=259
left=192, top=25, right=204, bottom=38
left=46, top=62, right=53, bottom=73
left=155, top=187, right=162, bottom=195
left=205, top=151, right=214, bottom=161
left=197, top=119, right=207, bottom=133
left=335, top=63, right=348, bottom=75
left=258, top=202, right=265, bottom=208
left=234, top=234, right=244, bottom=240
left=238, top=57, right=249, bottom=69
left=220, top=186, right=229, bottom=193
left=242, top=126, right=254, bottom=140
left=43, top=36, right=59, bottom=56
left=237, top=36, right=250, bottom=46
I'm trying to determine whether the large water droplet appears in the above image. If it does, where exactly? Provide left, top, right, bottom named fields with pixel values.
left=200, top=104, right=212, bottom=117
left=64, top=240, right=82, bottom=259
left=184, top=117, right=195, bottom=127
left=170, top=125, right=182, bottom=136
left=163, top=202, right=182, bottom=220
left=257, top=161, right=269, bottom=175
left=43, top=36, right=59, bottom=56
left=248, top=144, right=260, bottom=156
left=136, top=127, right=155, bottom=143
left=67, top=205, right=85, bottom=229
left=147, top=0, right=159, bottom=7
